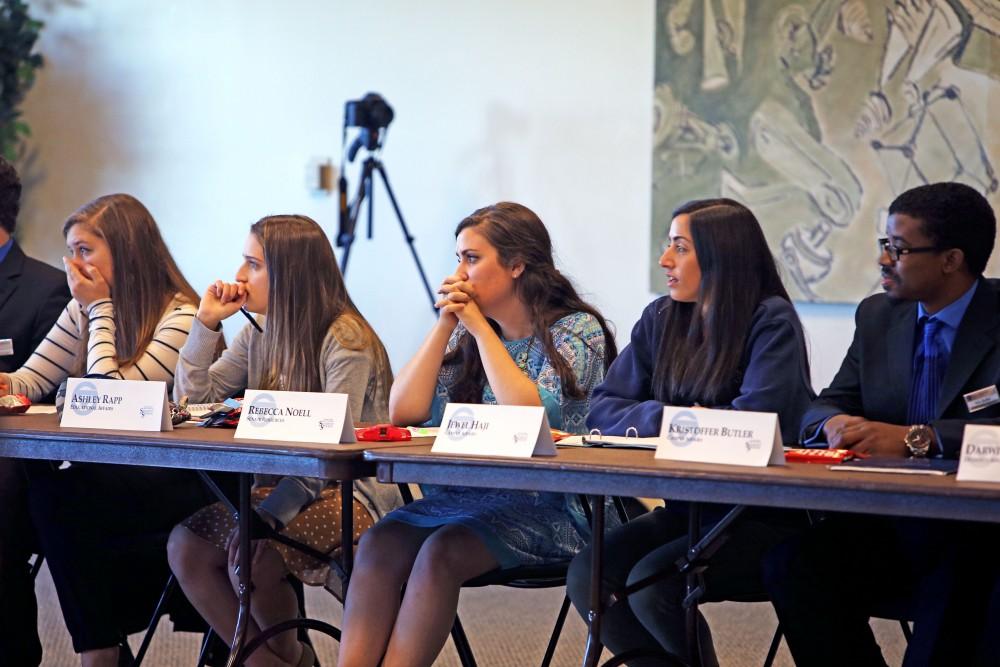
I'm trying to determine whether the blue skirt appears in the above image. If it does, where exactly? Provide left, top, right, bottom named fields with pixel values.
left=385, top=486, right=590, bottom=569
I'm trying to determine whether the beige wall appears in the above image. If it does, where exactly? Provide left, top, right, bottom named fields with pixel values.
left=17, top=0, right=857, bottom=390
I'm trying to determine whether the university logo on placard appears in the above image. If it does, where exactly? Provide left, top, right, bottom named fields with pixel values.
left=445, top=406, right=481, bottom=441
left=69, top=381, right=101, bottom=417
left=247, top=393, right=278, bottom=428
left=666, top=410, right=700, bottom=447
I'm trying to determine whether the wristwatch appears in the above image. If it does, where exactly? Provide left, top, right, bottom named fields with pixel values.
left=905, top=424, right=934, bottom=458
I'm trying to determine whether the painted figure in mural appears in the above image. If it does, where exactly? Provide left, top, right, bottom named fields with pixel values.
left=650, top=0, right=999, bottom=303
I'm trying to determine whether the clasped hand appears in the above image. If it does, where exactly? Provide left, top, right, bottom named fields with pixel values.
left=435, top=272, right=489, bottom=336
left=196, top=281, right=248, bottom=330
left=63, top=257, right=110, bottom=309
left=823, top=414, right=909, bottom=457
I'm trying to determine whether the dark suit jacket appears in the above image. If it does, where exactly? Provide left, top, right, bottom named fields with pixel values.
left=802, top=278, right=1000, bottom=458
left=0, top=240, right=71, bottom=374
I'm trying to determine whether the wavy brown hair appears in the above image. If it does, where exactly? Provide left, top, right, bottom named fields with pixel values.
left=251, top=215, right=392, bottom=396
left=652, top=198, right=802, bottom=405
left=444, top=202, right=616, bottom=403
left=62, top=194, right=198, bottom=370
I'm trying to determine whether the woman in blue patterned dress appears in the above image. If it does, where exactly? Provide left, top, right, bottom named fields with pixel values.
left=337, top=202, right=617, bottom=667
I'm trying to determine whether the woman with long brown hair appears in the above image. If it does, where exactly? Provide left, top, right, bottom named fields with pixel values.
left=566, top=198, right=814, bottom=666
left=0, top=193, right=216, bottom=667
left=167, top=214, right=396, bottom=667
left=0, top=193, right=199, bottom=396
left=337, top=202, right=617, bottom=667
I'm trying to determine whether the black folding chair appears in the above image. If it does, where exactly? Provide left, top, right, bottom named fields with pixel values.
left=443, top=493, right=641, bottom=667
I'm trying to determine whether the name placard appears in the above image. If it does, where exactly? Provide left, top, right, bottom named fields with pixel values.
left=61, top=378, right=172, bottom=432
left=432, top=403, right=556, bottom=458
left=655, top=407, right=784, bottom=467
left=234, top=390, right=355, bottom=445
left=957, top=425, right=1000, bottom=483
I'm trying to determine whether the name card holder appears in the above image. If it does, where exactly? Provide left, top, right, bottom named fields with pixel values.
left=957, top=425, right=1000, bottom=483
left=235, top=390, right=355, bottom=445
left=655, top=407, right=784, bottom=467
left=432, top=403, right=556, bottom=458
left=61, top=378, right=172, bottom=432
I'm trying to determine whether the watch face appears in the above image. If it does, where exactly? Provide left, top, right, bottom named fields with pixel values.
left=906, top=426, right=932, bottom=456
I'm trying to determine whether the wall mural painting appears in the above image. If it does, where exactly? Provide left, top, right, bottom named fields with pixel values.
left=651, top=0, right=999, bottom=302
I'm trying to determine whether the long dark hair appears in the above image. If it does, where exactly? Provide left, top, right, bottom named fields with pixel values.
left=63, top=194, right=199, bottom=371
left=251, top=215, right=392, bottom=395
left=444, top=202, right=617, bottom=403
left=652, top=198, right=796, bottom=405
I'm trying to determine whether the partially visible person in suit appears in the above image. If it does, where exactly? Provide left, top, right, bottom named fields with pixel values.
left=763, top=181, right=1000, bottom=666
left=0, top=156, right=70, bottom=667
left=565, top=198, right=814, bottom=667
left=0, top=156, right=70, bottom=376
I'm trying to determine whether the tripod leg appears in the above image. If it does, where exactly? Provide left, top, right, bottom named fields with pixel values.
left=339, top=163, right=372, bottom=276
left=374, top=162, right=437, bottom=314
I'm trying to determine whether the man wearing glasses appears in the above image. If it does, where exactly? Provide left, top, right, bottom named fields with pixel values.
left=763, top=181, right=1000, bottom=666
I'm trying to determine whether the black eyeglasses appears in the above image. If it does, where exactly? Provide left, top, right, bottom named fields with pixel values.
left=877, top=237, right=943, bottom=262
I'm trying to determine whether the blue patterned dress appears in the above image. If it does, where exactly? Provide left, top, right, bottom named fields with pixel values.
left=385, top=311, right=607, bottom=568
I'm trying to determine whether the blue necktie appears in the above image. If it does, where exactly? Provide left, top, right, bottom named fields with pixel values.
left=908, top=317, right=945, bottom=424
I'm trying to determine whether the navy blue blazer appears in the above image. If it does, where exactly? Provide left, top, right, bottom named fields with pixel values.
left=0, top=241, right=70, bottom=374
left=801, top=278, right=1000, bottom=459
left=587, top=295, right=815, bottom=444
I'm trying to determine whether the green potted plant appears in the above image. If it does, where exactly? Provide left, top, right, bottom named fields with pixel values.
left=0, top=0, right=43, bottom=161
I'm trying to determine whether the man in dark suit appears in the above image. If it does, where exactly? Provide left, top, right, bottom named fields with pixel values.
left=763, top=181, right=1000, bottom=666
left=0, top=157, right=70, bottom=376
left=0, top=156, right=70, bottom=667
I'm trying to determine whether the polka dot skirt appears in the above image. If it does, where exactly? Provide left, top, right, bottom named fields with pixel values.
left=181, top=486, right=375, bottom=586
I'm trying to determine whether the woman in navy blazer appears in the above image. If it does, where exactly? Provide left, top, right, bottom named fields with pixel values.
left=566, top=198, right=815, bottom=666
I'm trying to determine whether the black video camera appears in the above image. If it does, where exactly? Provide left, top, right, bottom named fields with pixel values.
left=344, top=93, right=394, bottom=132
left=344, top=93, right=393, bottom=161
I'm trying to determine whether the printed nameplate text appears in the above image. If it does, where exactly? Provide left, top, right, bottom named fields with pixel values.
left=656, top=407, right=784, bottom=467
left=235, top=390, right=355, bottom=444
left=432, top=403, right=556, bottom=458
left=61, top=378, right=171, bottom=432
left=957, top=425, right=1000, bottom=483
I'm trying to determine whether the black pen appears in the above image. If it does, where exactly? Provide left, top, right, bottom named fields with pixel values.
left=240, top=306, right=263, bottom=333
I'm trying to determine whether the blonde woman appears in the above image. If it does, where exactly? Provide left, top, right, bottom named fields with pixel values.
left=0, top=194, right=212, bottom=667
left=167, top=215, right=396, bottom=667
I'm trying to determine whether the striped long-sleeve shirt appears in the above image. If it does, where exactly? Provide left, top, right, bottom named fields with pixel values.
left=4, top=294, right=196, bottom=402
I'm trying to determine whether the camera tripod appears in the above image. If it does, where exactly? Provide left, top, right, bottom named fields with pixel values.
left=337, top=155, right=436, bottom=314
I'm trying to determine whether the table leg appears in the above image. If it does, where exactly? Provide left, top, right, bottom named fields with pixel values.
left=685, top=503, right=703, bottom=667
left=582, top=494, right=606, bottom=667
left=340, top=479, right=354, bottom=592
left=226, top=473, right=253, bottom=667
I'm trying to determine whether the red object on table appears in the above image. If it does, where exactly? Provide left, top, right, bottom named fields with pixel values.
left=0, top=394, right=31, bottom=415
left=356, top=424, right=412, bottom=442
left=784, top=447, right=861, bottom=463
